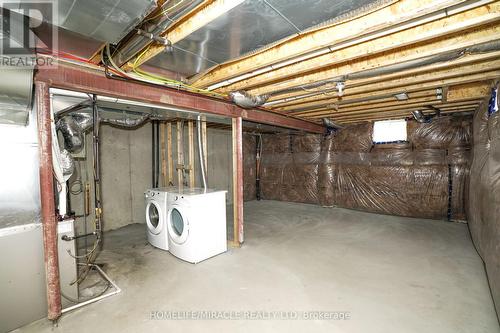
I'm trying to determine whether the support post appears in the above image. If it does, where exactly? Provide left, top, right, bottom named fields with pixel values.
left=188, top=120, right=195, bottom=187
left=35, top=81, right=62, bottom=321
left=232, top=117, right=244, bottom=246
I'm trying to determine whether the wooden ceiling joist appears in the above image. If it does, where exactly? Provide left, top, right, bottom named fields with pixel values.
left=337, top=105, right=479, bottom=123
left=267, top=62, right=500, bottom=116
left=290, top=96, right=441, bottom=116
left=258, top=26, right=500, bottom=100
left=302, top=100, right=481, bottom=119
left=220, top=3, right=500, bottom=94
left=341, top=108, right=478, bottom=124
left=104, top=0, right=498, bottom=124
left=334, top=104, right=479, bottom=122
left=271, top=51, right=495, bottom=112
left=265, top=46, right=500, bottom=110
left=446, top=81, right=492, bottom=101
left=191, top=0, right=490, bottom=89
left=274, top=89, right=439, bottom=112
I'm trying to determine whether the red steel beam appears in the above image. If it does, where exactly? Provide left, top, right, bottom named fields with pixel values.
left=232, top=117, right=244, bottom=245
left=35, top=81, right=62, bottom=321
left=35, top=64, right=324, bottom=133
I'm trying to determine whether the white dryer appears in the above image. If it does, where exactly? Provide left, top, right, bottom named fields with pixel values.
left=145, top=188, right=170, bottom=251
left=167, top=188, right=227, bottom=263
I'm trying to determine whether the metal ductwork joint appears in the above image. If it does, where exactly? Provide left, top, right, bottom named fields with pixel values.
left=101, top=113, right=152, bottom=128
left=57, top=108, right=162, bottom=153
left=412, top=110, right=433, bottom=123
left=59, top=149, right=75, bottom=177
left=322, top=118, right=344, bottom=133
left=56, top=115, right=86, bottom=154
left=229, top=91, right=269, bottom=108
left=0, top=9, right=34, bottom=125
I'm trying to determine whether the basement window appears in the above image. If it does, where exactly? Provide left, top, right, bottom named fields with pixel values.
left=372, top=119, right=407, bottom=143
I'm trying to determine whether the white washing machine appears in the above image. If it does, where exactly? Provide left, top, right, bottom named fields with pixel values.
left=167, top=188, right=227, bottom=263
left=145, top=188, right=170, bottom=250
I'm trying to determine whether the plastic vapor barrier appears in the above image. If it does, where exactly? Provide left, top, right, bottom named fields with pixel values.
left=243, top=134, right=257, bottom=201
left=467, top=89, right=500, bottom=318
left=255, top=115, right=472, bottom=221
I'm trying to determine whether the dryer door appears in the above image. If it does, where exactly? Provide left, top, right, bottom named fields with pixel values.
left=146, top=201, right=163, bottom=235
left=167, top=205, right=189, bottom=244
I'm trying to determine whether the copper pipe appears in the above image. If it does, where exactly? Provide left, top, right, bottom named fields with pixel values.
left=35, top=81, right=62, bottom=321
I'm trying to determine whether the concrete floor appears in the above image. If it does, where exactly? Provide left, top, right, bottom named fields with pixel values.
left=19, top=201, right=500, bottom=333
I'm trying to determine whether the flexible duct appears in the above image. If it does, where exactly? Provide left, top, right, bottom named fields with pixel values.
left=101, top=113, right=152, bottom=128
left=229, top=91, right=269, bottom=108
left=322, top=118, right=344, bottom=131
left=412, top=110, right=432, bottom=123
left=57, top=110, right=161, bottom=154
left=56, top=116, right=86, bottom=154
left=197, top=115, right=207, bottom=191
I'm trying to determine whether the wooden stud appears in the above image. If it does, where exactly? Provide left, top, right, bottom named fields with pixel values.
left=188, top=120, right=195, bottom=188
left=160, top=122, right=167, bottom=186
left=202, top=115, right=208, bottom=172
left=176, top=121, right=184, bottom=188
left=167, top=122, right=173, bottom=186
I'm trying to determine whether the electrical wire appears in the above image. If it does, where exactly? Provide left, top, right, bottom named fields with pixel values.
left=143, top=0, right=187, bottom=23
left=103, top=43, right=226, bottom=99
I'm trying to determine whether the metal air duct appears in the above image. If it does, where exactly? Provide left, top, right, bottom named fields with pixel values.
left=229, top=90, right=269, bottom=108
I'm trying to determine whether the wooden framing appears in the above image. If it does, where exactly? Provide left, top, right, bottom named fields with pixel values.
left=167, top=122, right=173, bottom=186
left=188, top=121, right=195, bottom=188
left=160, top=122, right=167, bottom=186
left=191, top=0, right=479, bottom=88
left=176, top=120, right=184, bottom=188
left=224, top=7, right=500, bottom=93
left=202, top=116, right=208, bottom=171
left=268, top=68, right=500, bottom=117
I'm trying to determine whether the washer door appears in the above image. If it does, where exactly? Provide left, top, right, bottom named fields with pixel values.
left=146, top=201, right=163, bottom=235
left=167, top=205, right=189, bottom=244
